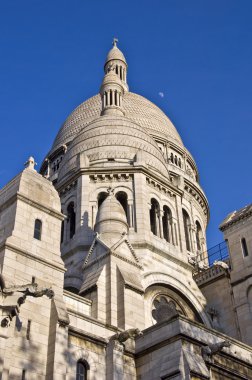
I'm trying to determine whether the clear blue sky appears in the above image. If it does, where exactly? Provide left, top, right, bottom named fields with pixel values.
left=1, top=1, right=252, bottom=248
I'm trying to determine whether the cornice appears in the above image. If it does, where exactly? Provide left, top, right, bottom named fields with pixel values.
left=17, top=192, right=64, bottom=220
left=0, top=241, right=66, bottom=273
left=220, top=210, right=252, bottom=232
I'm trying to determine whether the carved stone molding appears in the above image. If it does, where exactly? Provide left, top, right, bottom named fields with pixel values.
left=89, top=173, right=132, bottom=183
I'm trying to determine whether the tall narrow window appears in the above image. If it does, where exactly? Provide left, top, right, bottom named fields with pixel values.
left=241, top=238, right=249, bottom=257
left=115, top=191, right=128, bottom=221
left=67, top=202, right=76, bottom=239
left=34, top=219, right=42, bottom=240
left=22, top=370, right=26, bottom=380
left=26, top=320, right=31, bottom=340
left=162, top=206, right=171, bottom=243
left=76, top=361, right=88, bottom=380
left=150, top=199, right=160, bottom=236
left=182, top=209, right=191, bottom=251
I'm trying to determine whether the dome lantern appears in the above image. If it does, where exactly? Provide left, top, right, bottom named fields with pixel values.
left=100, top=39, right=127, bottom=116
left=104, top=38, right=128, bottom=92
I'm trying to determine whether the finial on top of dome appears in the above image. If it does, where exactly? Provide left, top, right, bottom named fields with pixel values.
left=107, top=186, right=115, bottom=195
left=24, top=156, right=37, bottom=171
left=112, top=37, right=118, bottom=47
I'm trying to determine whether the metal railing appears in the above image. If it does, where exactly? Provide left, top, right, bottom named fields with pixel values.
left=205, top=241, right=229, bottom=266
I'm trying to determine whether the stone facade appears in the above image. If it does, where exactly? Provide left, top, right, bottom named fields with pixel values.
left=195, top=204, right=252, bottom=348
left=1, top=41, right=252, bottom=379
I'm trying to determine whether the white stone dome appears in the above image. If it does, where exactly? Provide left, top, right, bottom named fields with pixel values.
left=105, top=45, right=127, bottom=65
left=57, top=114, right=170, bottom=182
left=49, top=92, right=184, bottom=156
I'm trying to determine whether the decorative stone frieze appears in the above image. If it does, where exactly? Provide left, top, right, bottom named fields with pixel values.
left=89, top=173, right=132, bottom=183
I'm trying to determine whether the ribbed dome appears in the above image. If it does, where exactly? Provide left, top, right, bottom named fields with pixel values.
left=95, top=192, right=128, bottom=236
left=105, top=45, right=127, bottom=65
left=57, top=115, right=170, bottom=182
left=49, top=92, right=183, bottom=156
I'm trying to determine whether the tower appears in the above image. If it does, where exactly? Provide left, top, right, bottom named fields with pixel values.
left=40, top=40, right=210, bottom=330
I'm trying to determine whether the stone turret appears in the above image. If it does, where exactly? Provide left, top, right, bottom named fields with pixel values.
left=94, top=190, right=128, bottom=241
left=100, top=39, right=127, bottom=116
left=104, top=38, right=128, bottom=91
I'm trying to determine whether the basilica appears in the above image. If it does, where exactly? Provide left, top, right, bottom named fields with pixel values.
left=0, top=41, right=252, bottom=379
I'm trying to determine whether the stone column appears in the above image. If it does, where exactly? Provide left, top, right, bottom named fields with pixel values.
left=174, top=194, right=185, bottom=252
left=115, top=91, right=119, bottom=106
left=128, top=201, right=134, bottom=229
left=90, top=202, right=97, bottom=229
left=170, top=218, right=175, bottom=245
left=159, top=210, right=164, bottom=239
left=165, top=143, right=170, bottom=164
left=183, top=153, right=187, bottom=171
left=189, top=200, right=197, bottom=254
left=106, top=340, right=124, bottom=380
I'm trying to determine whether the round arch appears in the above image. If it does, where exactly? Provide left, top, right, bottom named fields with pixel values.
left=66, top=348, right=98, bottom=380
left=142, top=271, right=210, bottom=327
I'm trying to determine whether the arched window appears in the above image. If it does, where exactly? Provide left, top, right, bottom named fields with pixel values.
left=182, top=209, right=191, bottom=251
left=76, top=360, right=88, bottom=380
left=98, top=192, right=108, bottom=208
left=241, top=238, right=249, bottom=257
left=150, top=198, right=160, bottom=236
left=195, top=221, right=203, bottom=252
left=115, top=191, right=128, bottom=221
left=162, top=206, right=172, bottom=243
left=67, top=202, right=76, bottom=239
left=170, top=153, right=174, bottom=163
left=34, top=219, right=42, bottom=240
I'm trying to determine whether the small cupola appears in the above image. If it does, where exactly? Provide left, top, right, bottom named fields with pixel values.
left=104, top=38, right=128, bottom=92
left=100, top=39, right=128, bottom=116
left=94, top=189, right=128, bottom=237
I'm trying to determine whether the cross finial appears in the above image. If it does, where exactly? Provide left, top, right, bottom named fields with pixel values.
left=107, top=186, right=115, bottom=195
left=113, top=38, right=118, bottom=47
